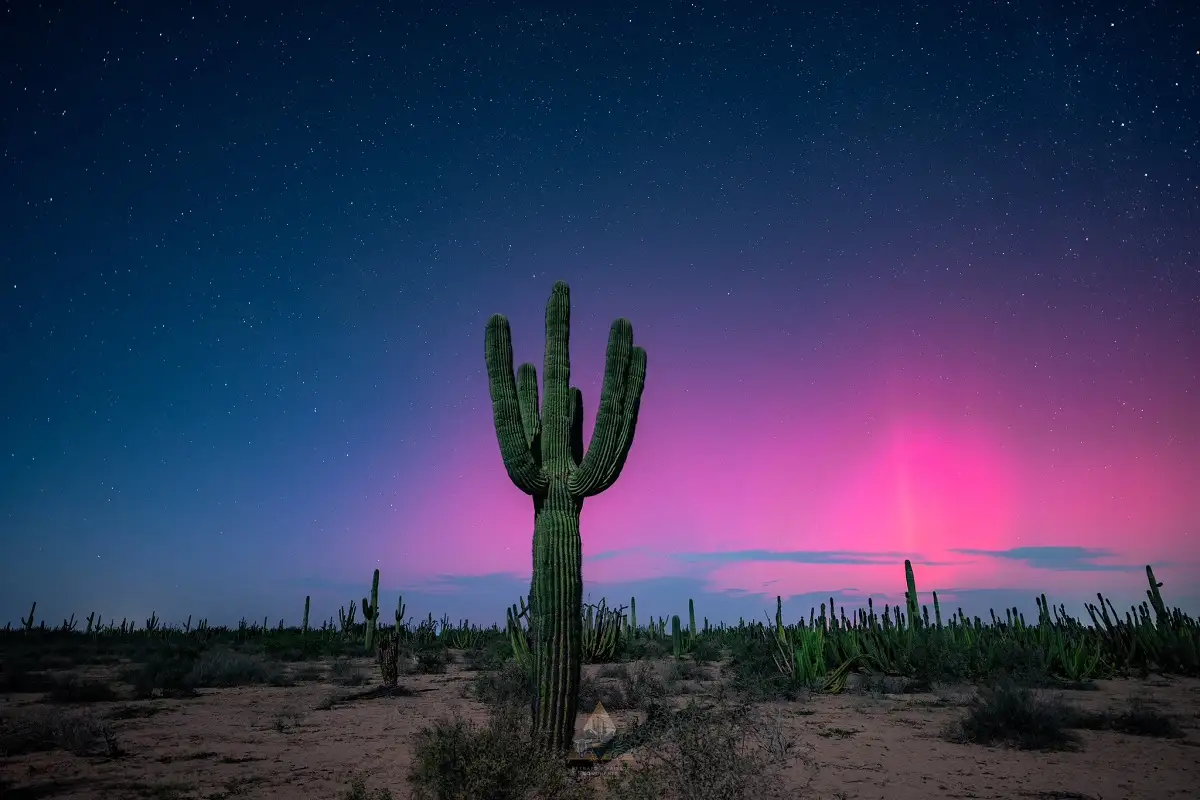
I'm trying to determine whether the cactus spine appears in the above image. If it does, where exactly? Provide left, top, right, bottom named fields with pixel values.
left=363, top=569, right=380, bottom=651
left=485, top=281, right=647, bottom=752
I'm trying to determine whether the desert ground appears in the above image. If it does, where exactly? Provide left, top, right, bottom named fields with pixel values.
left=2, top=644, right=1197, bottom=800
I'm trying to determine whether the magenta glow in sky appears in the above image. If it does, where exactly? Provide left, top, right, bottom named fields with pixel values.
left=385, top=283, right=1198, bottom=610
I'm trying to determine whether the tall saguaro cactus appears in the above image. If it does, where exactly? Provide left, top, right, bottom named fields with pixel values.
left=485, top=281, right=647, bottom=753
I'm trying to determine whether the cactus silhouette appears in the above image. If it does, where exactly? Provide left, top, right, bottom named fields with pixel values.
left=485, top=281, right=647, bottom=752
left=362, top=569, right=380, bottom=651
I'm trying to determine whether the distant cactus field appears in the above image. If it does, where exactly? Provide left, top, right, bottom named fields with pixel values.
left=5, top=561, right=1198, bottom=685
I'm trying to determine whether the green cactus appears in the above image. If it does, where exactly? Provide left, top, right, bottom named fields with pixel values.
left=395, top=594, right=407, bottom=627
left=629, top=596, right=638, bottom=638
left=688, top=598, right=697, bottom=644
left=363, top=569, right=381, bottom=651
left=1145, top=565, right=1170, bottom=627
left=671, top=614, right=683, bottom=658
left=302, top=595, right=311, bottom=636
left=485, top=281, right=647, bottom=752
left=904, top=559, right=921, bottom=630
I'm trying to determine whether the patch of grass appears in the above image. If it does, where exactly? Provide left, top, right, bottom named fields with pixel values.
left=942, top=680, right=1082, bottom=751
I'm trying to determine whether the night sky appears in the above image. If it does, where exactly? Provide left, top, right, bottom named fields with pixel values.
left=3, top=1, right=1197, bottom=631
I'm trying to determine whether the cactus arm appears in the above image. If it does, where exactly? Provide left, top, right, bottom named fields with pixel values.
left=486, top=314, right=548, bottom=495
left=540, top=281, right=574, bottom=475
left=516, top=363, right=542, bottom=450
left=568, top=387, right=584, bottom=466
left=569, top=319, right=647, bottom=497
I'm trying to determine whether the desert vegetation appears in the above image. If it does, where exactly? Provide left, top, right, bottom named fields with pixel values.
left=1, top=560, right=1198, bottom=799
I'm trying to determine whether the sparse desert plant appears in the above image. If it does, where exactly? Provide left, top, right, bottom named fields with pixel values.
left=942, top=679, right=1082, bottom=751
left=407, top=703, right=594, bottom=800
left=0, top=707, right=121, bottom=758
left=330, top=657, right=370, bottom=687
left=185, top=648, right=292, bottom=688
left=414, top=645, right=449, bottom=674
left=342, top=775, right=395, bottom=800
left=44, top=672, right=119, bottom=704
left=472, top=660, right=533, bottom=710
left=603, top=699, right=810, bottom=800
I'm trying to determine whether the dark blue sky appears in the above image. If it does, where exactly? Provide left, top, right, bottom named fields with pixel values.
left=2, top=1, right=1197, bottom=630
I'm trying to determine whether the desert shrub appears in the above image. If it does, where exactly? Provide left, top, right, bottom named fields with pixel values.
left=465, top=638, right=511, bottom=671
left=342, top=775, right=395, bottom=800
left=1065, top=697, right=1184, bottom=739
left=330, top=658, right=369, bottom=687
left=689, top=638, right=721, bottom=665
left=414, top=646, right=448, bottom=674
left=942, top=679, right=1081, bottom=751
left=472, top=661, right=532, bottom=709
left=44, top=673, right=119, bottom=703
left=407, top=704, right=593, bottom=800
left=120, top=642, right=202, bottom=699
left=620, top=637, right=667, bottom=661
left=186, top=648, right=291, bottom=688
left=723, top=636, right=805, bottom=702
left=604, top=699, right=806, bottom=800
left=0, top=707, right=120, bottom=757
left=0, top=659, right=57, bottom=694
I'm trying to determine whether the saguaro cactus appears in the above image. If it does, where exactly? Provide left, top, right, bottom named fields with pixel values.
left=363, top=569, right=381, bottom=651
left=485, top=281, right=647, bottom=753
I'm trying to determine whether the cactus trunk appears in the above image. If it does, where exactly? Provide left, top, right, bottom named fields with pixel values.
left=530, top=482, right=583, bottom=746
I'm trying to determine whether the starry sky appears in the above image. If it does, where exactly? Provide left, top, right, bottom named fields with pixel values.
left=2, top=1, right=1197, bottom=631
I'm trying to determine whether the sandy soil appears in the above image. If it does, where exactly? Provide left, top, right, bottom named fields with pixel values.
left=1, top=657, right=1197, bottom=799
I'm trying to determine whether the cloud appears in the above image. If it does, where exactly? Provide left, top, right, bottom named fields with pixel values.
left=950, top=546, right=1141, bottom=572
left=673, top=549, right=914, bottom=566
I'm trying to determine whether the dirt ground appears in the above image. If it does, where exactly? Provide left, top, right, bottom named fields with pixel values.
left=1, top=657, right=1198, bottom=800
